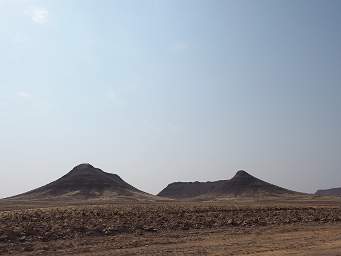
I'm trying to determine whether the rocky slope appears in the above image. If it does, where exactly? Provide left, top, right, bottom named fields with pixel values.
left=9, top=164, right=156, bottom=201
left=316, top=187, right=341, bottom=196
left=158, top=170, right=300, bottom=199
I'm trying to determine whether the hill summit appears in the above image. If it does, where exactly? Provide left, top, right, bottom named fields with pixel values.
left=10, top=164, right=154, bottom=201
left=158, top=170, right=300, bottom=199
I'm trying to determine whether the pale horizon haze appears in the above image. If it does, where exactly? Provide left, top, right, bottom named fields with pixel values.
left=1, top=0, right=341, bottom=198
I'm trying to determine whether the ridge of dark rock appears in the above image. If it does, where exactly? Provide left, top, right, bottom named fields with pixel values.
left=158, top=170, right=300, bottom=199
left=315, top=187, right=341, bottom=196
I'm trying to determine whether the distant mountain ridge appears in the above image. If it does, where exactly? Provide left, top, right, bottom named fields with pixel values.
left=315, top=187, right=341, bottom=196
left=9, top=164, right=156, bottom=201
left=158, top=170, right=300, bottom=199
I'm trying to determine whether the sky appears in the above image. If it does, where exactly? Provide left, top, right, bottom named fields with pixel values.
left=0, top=0, right=341, bottom=198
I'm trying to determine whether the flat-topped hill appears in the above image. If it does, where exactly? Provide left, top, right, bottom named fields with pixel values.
left=158, top=170, right=300, bottom=199
left=316, top=187, right=341, bottom=196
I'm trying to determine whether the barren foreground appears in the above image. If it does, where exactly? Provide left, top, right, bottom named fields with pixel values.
left=1, top=197, right=341, bottom=255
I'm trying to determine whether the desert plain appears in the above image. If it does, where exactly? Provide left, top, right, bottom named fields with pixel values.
left=1, top=196, right=341, bottom=256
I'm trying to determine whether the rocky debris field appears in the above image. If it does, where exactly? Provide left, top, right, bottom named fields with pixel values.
left=1, top=204, right=341, bottom=248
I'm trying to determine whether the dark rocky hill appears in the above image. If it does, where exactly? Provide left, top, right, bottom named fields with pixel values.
left=158, top=170, right=300, bottom=199
left=315, top=187, right=341, bottom=196
left=9, top=164, right=156, bottom=201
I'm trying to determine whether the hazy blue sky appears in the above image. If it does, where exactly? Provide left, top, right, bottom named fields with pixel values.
left=1, top=0, right=341, bottom=198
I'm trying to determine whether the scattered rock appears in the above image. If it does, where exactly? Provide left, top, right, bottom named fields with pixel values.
left=0, top=205, right=340, bottom=244
left=0, top=235, right=8, bottom=242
